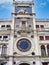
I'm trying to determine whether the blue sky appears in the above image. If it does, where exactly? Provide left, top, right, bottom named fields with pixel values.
left=0, top=0, right=49, bottom=19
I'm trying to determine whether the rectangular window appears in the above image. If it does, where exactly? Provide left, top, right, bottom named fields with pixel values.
left=40, top=25, right=44, bottom=28
left=1, top=25, right=5, bottom=27
left=42, top=63, right=48, bottom=65
left=22, top=21, right=26, bottom=24
left=0, top=36, right=2, bottom=40
left=6, top=25, right=11, bottom=30
left=0, top=36, right=2, bottom=38
left=1, top=25, right=6, bottom=30
left=45, top=36, right=49, bottom=40
left=6, top=25, right=10, bottom=27
left=22, top=21, right=26, bottom=28
left=39, top=36, right=44, bottom=40
left=36, top=25, right=39, bottom=28
left=3, top=36, right=8, bottom=41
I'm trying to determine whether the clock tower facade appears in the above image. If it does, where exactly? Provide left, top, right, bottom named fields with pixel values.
left=0, top=0, right=49, bottom=65
left=11, top=0, right=40, bottom=65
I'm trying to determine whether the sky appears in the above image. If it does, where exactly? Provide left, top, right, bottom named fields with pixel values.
left=0, top=0, right=49, bottom=19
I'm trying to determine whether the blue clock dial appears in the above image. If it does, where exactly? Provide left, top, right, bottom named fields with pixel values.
left=17, top=39, right=31, bottom=52
left=20, top=40, right=28, bottom=49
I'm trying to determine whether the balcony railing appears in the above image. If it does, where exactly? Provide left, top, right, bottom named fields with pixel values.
left=0, top=28, right=11, bottom=34
left=15, top=27, right=33, bottom=33
left=12, top=12, right=35, bottom=16
left=0, top=27, right=11, bottom=30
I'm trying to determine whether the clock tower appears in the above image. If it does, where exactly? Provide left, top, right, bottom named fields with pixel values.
left=12, top=0, right=40, bottom=65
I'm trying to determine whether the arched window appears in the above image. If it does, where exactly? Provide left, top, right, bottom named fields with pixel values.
left=6, top=25, right=11, bottom=30
left=1, top=25, right=5, bottom=28
left=1, top=44, right=7, bottom=56
left=1, top=25, right=5, bottom=30
left=47, top=45, right=49, bottom=56
left=41, top=45, right=46, bottom=57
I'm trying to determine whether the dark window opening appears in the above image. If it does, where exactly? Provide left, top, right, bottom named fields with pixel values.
left=19, top=63, right=30, bottom=65
left=40, top=25, right=44, bottom=28
left=22, top=21, right=26, bottom=24
left=36, top=25, right=39, bottom=28
left=45, top=36, right=49, bottom=40
left=3, top=36, right=8, bottom=38
left=6, top=25, right=11, bottom=30
left=0, top=36, right=2, bottom=38
left=41, top=45, right=46, bottom=57
left=6, top=25, right=10, bottom=27
left=42, top=62, right=48, bottom=65
left=17, top=31, right=21, bottom=34
left=1, top=25, right=5, bottom=27
left=39, top=36, right=44, bottom=40
left=3, top=36, right=8, bottom=41
left=1, top=45, right=7, bottom=56
left=0, top=36, right=2, bottom=40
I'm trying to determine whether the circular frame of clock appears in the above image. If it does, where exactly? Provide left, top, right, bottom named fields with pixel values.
left=15, top=37, right=34, bottom=55
left=17, top=38, right=31, bottom=52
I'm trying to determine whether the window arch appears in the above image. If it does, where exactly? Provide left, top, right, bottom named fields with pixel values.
left=41, top=45, right=46, bottom=57
left=1, top=25, right=5, bottom=30
left=1, top=44, right=7, bottom=56
left=47, top=45, right=49, bottom=56
left=1, top=25, right=5, bottom=28
left=6, top=25, right=11, bottom=30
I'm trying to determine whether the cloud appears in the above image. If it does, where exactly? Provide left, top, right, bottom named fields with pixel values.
left=0, top=3, right=12, bottom=9
left=0, top=2, right=12, bottom=12
left=47, top=0, right=49, bottom=1
left=0, top=0, right=12, bottom=3
left=40, top=2, right=46, bottom=6
left=47, top=0, right=49, bottom=2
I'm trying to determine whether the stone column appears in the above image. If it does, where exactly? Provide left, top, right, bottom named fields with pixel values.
left=36, top=60, right=41, bottom=65
left=33, top=16, right=39, bottom=55
left=8, top=30, right=14, bottom=65
left=8, top=4, right=15, bottom=65
left=8, top=57, right=13, bottom=65
left=32, top=3, right=34, bottom=13
left=36, top=58, right=41, bottom=65
left=32, top=0, right=40, bottom=55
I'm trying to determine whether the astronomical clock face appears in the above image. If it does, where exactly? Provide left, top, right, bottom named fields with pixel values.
left=17, top=39, right=31, bottom=52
